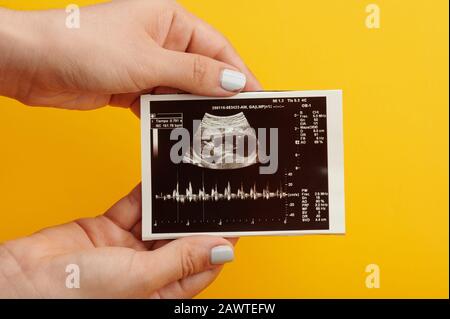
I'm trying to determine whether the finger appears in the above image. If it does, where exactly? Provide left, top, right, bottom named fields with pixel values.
left=154, top=266, right=223, bottom=299
left=134, top=236, right=234, bottom=292
left=126, top=87, right=184, bottom=117
left=163, top=6, right=261, bottom=91
left=184, top=16, right=262, bottom=91
left=155, top=49, right=246, bottom=96
left=109, top=92, right=143, bottom=109
left=152, top=86, right=185, bottom=95
left=155, top=238, right=239, bottom=298
left=129, top=221, right=172, bottom=252
left=109, top=87, right=182, bottom=111
left=150, top=239, right=173, bottom=250
left=130, top=221, right=155, bottom=250
left=149, top=237, right=238, bottom=251
left=226, top=237, right=239, bottom=247
left=103, top=184, right=141, bottom=231
left=160, top=6, right=194, bottom=52
left=213, top=45, right=262, bottom=91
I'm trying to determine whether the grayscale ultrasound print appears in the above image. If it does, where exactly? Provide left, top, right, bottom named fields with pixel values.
left=182, top=112, right=259, bottom=170
left=148, top=96, right=330, bottom=233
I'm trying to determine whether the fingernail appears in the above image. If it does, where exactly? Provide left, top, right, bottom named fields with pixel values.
left=220, top=69, right=246, bottom=92
left=210, top=245, right=234, bottom=265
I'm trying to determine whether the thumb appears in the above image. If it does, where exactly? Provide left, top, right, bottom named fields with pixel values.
left=136, top=236, right=234, bottom=292
left=155, top=49, right=247, bottom=96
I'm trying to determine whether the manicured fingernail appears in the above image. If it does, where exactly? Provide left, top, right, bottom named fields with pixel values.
left=220, top=69, right=246, bottom=92
left=210, top=245, right=234, bottom=265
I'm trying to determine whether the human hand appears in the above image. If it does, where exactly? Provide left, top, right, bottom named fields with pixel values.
left=0, top=0, right=261, bottom=111
left=0, top=185, right=236, bottom=298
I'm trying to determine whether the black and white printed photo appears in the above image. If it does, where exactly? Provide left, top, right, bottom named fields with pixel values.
left=141, top=91, right=345, bottom=239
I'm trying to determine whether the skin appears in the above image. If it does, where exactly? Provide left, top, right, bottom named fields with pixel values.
left=0, top=0, right=261, bottom=298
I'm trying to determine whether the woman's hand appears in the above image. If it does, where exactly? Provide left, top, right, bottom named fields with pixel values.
left=0, top=0, right=261, bottom=110
left=0, top=0, right=251, bottom=298
left=0, top=185, right=236, bottom=298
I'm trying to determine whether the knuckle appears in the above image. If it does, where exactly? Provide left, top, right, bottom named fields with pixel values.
left=179, top=243, right=196, bottom=278
left=191, top=55, right=208, bottom=84
left=126, top=186, right=141, bottom=209
left=16, top=93, right=35, bottom=107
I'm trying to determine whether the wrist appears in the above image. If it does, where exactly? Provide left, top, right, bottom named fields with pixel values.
left=0, top=8, right=48, bottom=102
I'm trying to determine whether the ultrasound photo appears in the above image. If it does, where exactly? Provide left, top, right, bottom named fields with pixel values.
left=141, top=91, right=345, bottom=239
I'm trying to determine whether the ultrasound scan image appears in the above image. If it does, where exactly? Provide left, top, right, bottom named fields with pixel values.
left=144, top=94, right=332, bottom=235
left=182, top=112, right=259, bottom=170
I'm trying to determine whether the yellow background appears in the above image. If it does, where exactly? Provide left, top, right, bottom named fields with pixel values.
left=0, top=0, right=448, bottom=298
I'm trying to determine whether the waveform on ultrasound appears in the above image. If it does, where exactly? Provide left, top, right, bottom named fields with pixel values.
left=155, top=181, right=287, bottom=203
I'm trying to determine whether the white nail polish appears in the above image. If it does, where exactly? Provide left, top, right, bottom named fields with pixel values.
left=210, top=245, right=234, bottom=265
left=220, top=69, right=246, bottom=92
